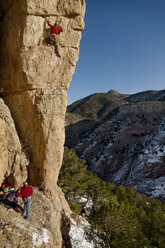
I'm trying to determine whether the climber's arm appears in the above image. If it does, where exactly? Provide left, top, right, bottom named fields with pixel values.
left=46, top=20, right=52, bottom=28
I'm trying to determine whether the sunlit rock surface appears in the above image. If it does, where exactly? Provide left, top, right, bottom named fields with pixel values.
left=0, top=0, right=85, bottom=246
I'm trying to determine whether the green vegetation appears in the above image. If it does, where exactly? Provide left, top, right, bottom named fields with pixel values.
left=58, top=147, right=165, bottom=248
left=67, top=93, right=121, bottom=121
left=67, top=90, right=165, bottom=124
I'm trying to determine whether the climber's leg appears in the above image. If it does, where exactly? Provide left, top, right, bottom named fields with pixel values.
left=55, top=40, right=60, bottom=57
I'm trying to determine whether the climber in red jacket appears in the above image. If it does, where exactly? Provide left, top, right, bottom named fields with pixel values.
left=46, top=19, right=63, bottom=57
left=17, top=182, right=33, bottom=219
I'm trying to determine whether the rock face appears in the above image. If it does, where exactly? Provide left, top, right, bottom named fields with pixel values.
left=0, top=0, right=85, bottom=246
left=0, top=0, right=85, bottom=192
left=120, top=102, right=165, bottom=115
left=0, top=187, right=71, bottom=248
left=0, top=98, right=29, bottom=188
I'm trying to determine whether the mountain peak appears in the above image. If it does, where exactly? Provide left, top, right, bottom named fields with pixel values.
left=107, top=89, right=122, bottom=96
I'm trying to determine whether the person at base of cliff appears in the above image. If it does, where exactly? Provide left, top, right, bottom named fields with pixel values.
left=46, top=19, right=63, bottom=57
left=1, top=183, right=10, bottom=196
left=17, top=182, right=33, bottom=219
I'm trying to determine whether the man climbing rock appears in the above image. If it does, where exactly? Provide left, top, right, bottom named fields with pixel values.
left=17, top=182, right=33, bottom=219
left=46, top=19, right=63, bottom=57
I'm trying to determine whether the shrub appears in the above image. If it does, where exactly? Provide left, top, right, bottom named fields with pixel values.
left=58, top=146, right=165, bottom=247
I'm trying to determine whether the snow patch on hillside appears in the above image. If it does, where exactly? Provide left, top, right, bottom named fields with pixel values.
left=74, top=110, right=165, bottom=199
left=32, top=228, right=49, bottom=248
left=116, top=118, right=165, bottom=198
left=70, top=218, right=94, bottom=248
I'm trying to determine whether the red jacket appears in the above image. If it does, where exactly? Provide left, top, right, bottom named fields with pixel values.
left=17, top=186, right=33, bottom=200
left=47, top=20, right=63, bottom=35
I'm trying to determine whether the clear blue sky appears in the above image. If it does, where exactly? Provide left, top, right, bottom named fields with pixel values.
left=67, top=0, right=165, bottom=105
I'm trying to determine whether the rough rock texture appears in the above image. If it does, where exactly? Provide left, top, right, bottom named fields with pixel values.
left=0, top=0, right=85, bottom=193
left=0, top=187, right=71, bottom=248
left=120, top=102, right=165, bottom=115
left=0, top=98, right=29, bottom=188
left=0, top=0, right=85, bottom=246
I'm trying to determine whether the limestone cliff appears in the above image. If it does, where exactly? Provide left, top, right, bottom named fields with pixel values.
left=119, top=102, right=165, bottom=115
left=0, top=0, right=85, bottom=247
left=0, top=0, right=85, bottom=194
left=0, top=98, right=29, bottom=188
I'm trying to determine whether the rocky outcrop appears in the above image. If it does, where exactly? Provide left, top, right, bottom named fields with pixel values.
left=120, top=102, right=165, bottom=115
left=0, top=98, right=29, bottom=188
left=0, top=0, right=85, bottom=246
left=0, top=187, right=71, bottom=248
left=0, top=0, right=85, bottom=193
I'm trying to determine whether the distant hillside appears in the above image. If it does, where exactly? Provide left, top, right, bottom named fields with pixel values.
left=67, top=91, right=127, bottom=122
left=65, top=89, right=165, bottom=200
left=125, top=89, right=165, bottom=103
left=67, top=89, right=165, bottom=125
